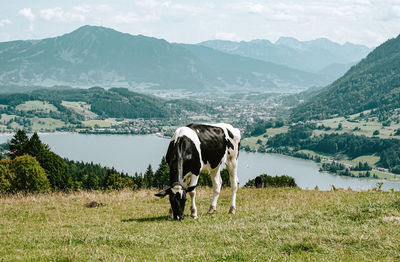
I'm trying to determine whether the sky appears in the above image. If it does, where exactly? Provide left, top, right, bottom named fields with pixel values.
left=1, top=0, right=400, bottom=47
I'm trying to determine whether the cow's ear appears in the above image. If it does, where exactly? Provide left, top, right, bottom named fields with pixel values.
left=155, top=188, right=171, bottom=198
left=186, top=185, right=197, bottom=192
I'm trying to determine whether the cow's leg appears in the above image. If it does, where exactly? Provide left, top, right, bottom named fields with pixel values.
left=168, top=208, right=173, bottom=219
left=187, top=173, right=199, bottom=219
left=189, top=190, right=198, bottom=219
left=208, top=167, right=222, bottom=215
left=226, top=158, right=238, bottom=214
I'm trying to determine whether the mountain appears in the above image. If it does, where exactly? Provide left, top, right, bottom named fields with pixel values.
left=199, top=37, right=371, bottom=74
left=317, top=61, right=358, bottom=79
left=290, top=34, right=400, bottom=121
left=177, top=44, right=331, bottom=91
left=0, top=25, right=213, bottom=91
left=0, top=26, right=331, bottom=93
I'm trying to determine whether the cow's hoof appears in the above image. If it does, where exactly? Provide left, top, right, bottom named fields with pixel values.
left=228, top=206, right=236, bottom=214
left=191, top=208, right=198, bottom=219
left=207, top=205, right=216, bottom=215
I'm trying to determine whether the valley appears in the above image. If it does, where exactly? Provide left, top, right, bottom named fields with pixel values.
left=0, top=25, right=399, bottom=187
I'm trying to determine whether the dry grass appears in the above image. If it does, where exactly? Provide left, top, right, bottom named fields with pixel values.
left=1, top=188, right=400, bottom=261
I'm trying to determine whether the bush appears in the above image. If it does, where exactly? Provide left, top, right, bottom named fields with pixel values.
left=245, top=174, right=297, bottom=188
left=0, top=159, right=12, bottom=193
left=9, top=155, right=50, bottom=193
left=104, top=173, right=135, bottom=190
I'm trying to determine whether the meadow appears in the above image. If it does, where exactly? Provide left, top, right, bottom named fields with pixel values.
left=1, top=188, right=400, bottom=261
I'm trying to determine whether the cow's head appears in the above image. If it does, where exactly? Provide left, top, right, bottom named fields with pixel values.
left=155, top=183, right=196, bottom=220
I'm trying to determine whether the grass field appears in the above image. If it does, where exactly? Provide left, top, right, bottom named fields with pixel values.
left=1, top=188, right=400, bottom=261
left=61, top=101, right=98, bottom=120
left=318, top=112, right=400, bottom=139
left=15, top=101, right=59, bottom=113
left=241, top=126, right=288, bottom=150
left=82, top=118, right=116, bottom=128
left=31, top=117, right=66, bottom=131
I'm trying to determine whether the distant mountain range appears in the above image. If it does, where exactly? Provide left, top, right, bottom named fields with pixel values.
left=291, top=34, right=400, bottom=121
left=0, top=26, right=363, bottom=93
left=200, top=38, right=371, bottom=78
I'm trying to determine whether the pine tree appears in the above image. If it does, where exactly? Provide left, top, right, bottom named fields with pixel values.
left=9, top=130, right=29, bottom=158
left=26, top=132, right=48, bottom=157
left=143, top=164, right=154, bottom=189
left=154, top=157, right=169, bottom=189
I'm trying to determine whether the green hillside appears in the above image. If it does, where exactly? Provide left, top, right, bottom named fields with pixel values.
left=291, top=34, right=400, bottom=121
left=0, top=86, right=216, bottom=133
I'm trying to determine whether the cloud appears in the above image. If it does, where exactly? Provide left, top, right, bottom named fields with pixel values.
left=18, top=8, right=35, bottom=21
left=40, top=7, right=85, bottom=22
left=18, top=8, right=35, bottom=32
left=74, top=5, right=91, bottom=13
left=96, top=4, right=113, bottom=12
left=113, top=12, right=159, bottom=23
left=215, top=32, right=239, bottom=41
left=0, top=19, right=11, bottom=27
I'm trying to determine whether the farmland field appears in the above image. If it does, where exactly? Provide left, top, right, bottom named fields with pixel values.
left=15, top=101, right=59, bottom=113
left=1, top=188, right=400, bottom=261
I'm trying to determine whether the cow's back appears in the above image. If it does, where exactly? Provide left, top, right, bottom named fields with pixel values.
left=186, top=123, right=240, bottom=169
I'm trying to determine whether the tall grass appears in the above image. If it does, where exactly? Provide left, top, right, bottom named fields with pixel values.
left=1, top=188, right=400, bottom=261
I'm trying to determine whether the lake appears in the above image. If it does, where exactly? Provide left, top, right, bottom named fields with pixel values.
left=1, top=133, right=399, bottom=191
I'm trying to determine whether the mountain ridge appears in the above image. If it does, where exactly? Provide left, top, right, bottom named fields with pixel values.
left=200, top=37, right=371, bottom=76
left=0, top=25, right=338, bottom=93
left=290, top=34, right=400, bottom=121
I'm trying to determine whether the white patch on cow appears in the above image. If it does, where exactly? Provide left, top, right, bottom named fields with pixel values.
left=171, top=185, right=184, bottom=198
left=171, top=126, right=203, bottom=170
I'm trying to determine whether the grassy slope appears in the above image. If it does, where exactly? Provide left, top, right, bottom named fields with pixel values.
left=318, top=113, right=400, bottom=139
left=15, top=100, right=59, bottom=113
left=1, top=188, right=400, bottom=261
left=61, top=101, right=98, bottom=119
left=241, top=112, right=400, bottom=179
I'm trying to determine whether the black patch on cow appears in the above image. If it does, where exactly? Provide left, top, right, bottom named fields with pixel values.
left=227, top=129, right=234, bottom=139
left=187, top=123, right=228, bottom=169
left=226, top=139, right=234, bottom=150
left=237, top=142, right=240, bottom=159
left=166, top=136, right=201, bottom=184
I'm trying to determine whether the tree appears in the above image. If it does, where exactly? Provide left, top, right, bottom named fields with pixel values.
left=10, top=155, right=50, bottom=193
left=9, top=130, right=29, bottom=158
left=153, top=157, right=169, bottom=189
left=143, top=165, right=154, bottom=188
left=373, top=130, right=380, bottom=136
left=83, top=173, right=99, bottom=190
left=26, top=132, right=48, bottom=156
left=35, top=149, right=72, bottom=191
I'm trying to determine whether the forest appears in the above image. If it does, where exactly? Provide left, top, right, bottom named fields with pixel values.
left=0, top=86, right=211, bottom=121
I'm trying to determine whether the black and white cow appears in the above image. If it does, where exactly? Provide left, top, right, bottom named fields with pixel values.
left=155, top=123, right=241, bottom=220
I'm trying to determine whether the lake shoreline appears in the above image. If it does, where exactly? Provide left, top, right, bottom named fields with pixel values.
left=1, top=133, right=399, bottom=191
